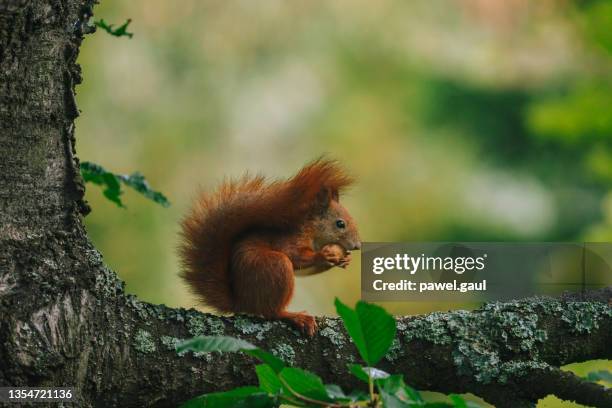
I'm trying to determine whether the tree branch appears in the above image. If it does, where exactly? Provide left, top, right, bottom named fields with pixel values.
left=4, top=231, right=609, bottom=407
left=524, top=369, right=612, bottom=408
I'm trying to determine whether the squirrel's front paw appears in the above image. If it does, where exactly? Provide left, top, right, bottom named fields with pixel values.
left=320, top=244, right=351, bottom=268
left=337, top=252, right=352, bottom=268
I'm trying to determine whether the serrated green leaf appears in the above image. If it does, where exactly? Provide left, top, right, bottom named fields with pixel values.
left=176, top=335, right=286, bottom=373
left=355, top=300, right=397, bottom=364
left=279, top=367, right=332, bottom=403
left=176, top=335, right=256, bottom=354
left=335, top=298, right=396, bottom=366
left=180, top=386, right=273, bottom=408
left=335, top=299, right=367, bottom=360
left=256, top=364, right=282, bottom=394
left=349, top=364, right=390, bottom=383
left=80, top=161, right=170, bottom=208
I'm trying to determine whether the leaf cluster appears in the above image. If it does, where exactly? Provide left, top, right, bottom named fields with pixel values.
left=80, top=161, right=170, bottom=208
left=177, top=299, right=479, bottom=408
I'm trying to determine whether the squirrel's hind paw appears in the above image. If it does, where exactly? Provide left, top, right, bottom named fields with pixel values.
left=280, top=311, right=318, bottom=337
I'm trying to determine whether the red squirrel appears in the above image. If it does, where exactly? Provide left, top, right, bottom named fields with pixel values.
left=179, top=158, right=361, bottom=335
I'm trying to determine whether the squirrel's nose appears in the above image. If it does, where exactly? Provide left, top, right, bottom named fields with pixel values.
left=353, top=242, right=361, bottom=250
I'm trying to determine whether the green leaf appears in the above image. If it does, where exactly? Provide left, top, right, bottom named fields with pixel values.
left=347, top=390, right=369, bottom=402
left=279, top=367, right=332, bottom=402
left=244, top=349, right=285, bottom=373
left=256, top=364, right=282, bottom=394
left=180, top=386, right=274, bottom=408
left=119, top=172, right=170, bottom=207
left=323, top=384, right=356, bottom=403
left=176, top=335, right=256, bottom=354
left=335, top=298, right=396, bottom=365
left=101, top=173, right=122, bottom=207
left=81, top=162, right=123, bottom=207
left=403, top=385, right=424, bottom=405
left=176, top=336, right=286, bottom=373
left=349, top=364, right=369, bottom=383
left=377, top=375, right=423, bottom=406
left=94, top=18, right=134, bottom=38
left=324, top=384, right=346, bottom=399
left=349, top=364, right=390, bottom=383
left=380, top=390, right=411, bottom=408
left=377, top=374, right=406, bottom=393
left=232, top=394, right=276, bottom=408
left=80, top=161, right=170, bottom=208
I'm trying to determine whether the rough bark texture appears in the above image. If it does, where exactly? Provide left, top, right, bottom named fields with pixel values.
left=0, top=1, right=611, bottom=407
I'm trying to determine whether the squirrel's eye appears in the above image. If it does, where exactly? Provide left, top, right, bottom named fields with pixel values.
left=336, top=219, right=346, bottom=229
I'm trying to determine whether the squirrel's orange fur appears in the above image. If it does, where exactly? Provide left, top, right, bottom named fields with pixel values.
left=179, top=158, right=361, bottom=335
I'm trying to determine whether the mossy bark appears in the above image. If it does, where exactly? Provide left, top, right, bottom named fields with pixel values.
left=0, top=1, right=611, bottom=407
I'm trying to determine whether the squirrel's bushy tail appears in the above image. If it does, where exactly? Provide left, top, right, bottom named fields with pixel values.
left=178, top=158, right=353, bottom=313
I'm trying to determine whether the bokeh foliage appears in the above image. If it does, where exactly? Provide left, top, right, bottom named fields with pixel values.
left=77, top=0, right=612, bottom=312
left=76, top=2, right=611, bottom=405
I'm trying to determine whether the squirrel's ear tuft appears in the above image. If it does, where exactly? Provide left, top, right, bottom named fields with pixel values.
left=331, top=188, right=339, bottom=202
left=315, top=186, right=339, bottom=211
left=316, top=187, right=331, bottom=210
left=292, top=157, right=353, bottom=213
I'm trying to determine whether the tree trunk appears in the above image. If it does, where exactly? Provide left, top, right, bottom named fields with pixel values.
left=0, top=1, right=610, bottom=407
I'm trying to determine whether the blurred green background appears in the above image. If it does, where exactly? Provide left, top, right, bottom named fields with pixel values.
left=76, top=1, right=611, bottom=406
